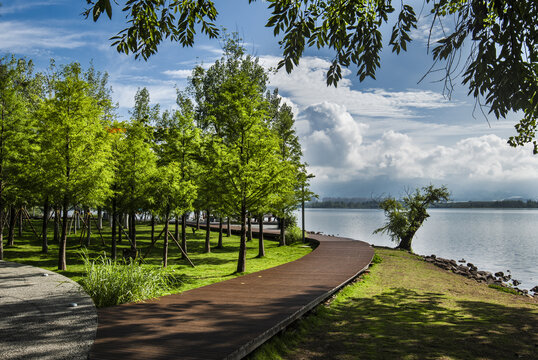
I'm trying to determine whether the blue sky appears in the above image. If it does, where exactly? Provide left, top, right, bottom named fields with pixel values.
left=2, top=0, right=537, bottom=200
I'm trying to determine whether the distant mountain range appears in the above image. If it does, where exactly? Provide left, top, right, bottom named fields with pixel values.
left=306, top=198, right=538, bottom=209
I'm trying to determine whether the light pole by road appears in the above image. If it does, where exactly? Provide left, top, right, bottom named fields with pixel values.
left=301, top=173, right=315, bottom=243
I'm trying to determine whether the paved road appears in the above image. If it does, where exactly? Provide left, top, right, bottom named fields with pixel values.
left=90, top=232, right=374, bottom=359
left=0, top=261, right=97, bottom=360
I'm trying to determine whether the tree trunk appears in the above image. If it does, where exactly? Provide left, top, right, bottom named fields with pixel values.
left=150, top=214, right=155, bottom=244
left=205, top=210, right=211, bottom=253
left=54, top=207, right=60, bottom=243
left=42, top=197, right=50, bottom=254
left=58, top=197, right=69, bottom=270
left=247, top=216, right=252, bottom=242
left=118, top=213, right=122, bottom=243
left=258, top=215, right=265, bottom=257
left=397, top=232, right=416, bottom=252
left=85, top=208, right=91, bottom=246
left=174, top=214, right=179, bottom=247
left=74, top=208, right=79, bottom=234
left=97, top=207, right=102, bottom=230
left=111, top=197, right=117, bottom=261
left=129, top=211, right=136, bottom=250
left=227, top=216, right=231, bottom=236
left=279, top=217, right=286, bottom=246
left=163, top=208, right=170, bottom=268
left=18, top=207, right=23, bottom=238
left=0, top=207, right=4, bottom=260
left=196, top=210, right=200, bottom=230
left=181, top=214, right=187, bottom=259
left=7, top=205, right=15, bottom=246
left=217, top=217, right=223, bottom=249
left=236, top=201, right=247, bottom=273
left=181, top=213, right=187, bottom=258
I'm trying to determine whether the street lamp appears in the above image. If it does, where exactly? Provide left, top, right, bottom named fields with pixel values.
left=301, top=173, right=315, bottom=243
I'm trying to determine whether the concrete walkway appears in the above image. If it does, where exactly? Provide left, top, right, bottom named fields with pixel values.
left=90, top=233, right=374, bottom=359
left=0, top=261, right=97, bottom=360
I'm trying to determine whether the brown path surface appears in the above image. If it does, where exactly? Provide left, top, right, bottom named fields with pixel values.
left=90, top=230, right=374, bottom=360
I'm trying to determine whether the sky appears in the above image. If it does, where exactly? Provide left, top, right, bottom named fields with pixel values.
left=1, top=0, right=537, bottom=201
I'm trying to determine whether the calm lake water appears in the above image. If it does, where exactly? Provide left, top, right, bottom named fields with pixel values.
left=295, top=208, right=537, bottom=290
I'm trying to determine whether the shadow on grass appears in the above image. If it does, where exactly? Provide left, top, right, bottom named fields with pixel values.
left=313, top=287, right=537, bottom=359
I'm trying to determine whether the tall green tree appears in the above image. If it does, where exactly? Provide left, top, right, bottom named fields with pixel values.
left=0, top=56, right=39, bottom=259
left=266, top=89, right=303, bottom=246
left=116, top=88, right=159, bottom=250
left=38, top=62, right=113, bottom=270
left=150, top=161, right=196, bottom=267
left=155, top=91, right=200, bottom=256
left=374, top=185, right=450, bottom=252
left=192, top=36, right=290, bottom=272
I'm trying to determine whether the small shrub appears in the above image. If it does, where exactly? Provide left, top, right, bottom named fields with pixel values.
left=488, top=284, right=519, bottom=295
left=79, top=251, right=175, bottom=308
left=286, top=226, right=303, bottom=244
left=371, top=253, right=383, bottom=264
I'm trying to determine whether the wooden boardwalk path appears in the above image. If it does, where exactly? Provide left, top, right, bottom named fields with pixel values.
left=90, top=228, right=374, bottom=360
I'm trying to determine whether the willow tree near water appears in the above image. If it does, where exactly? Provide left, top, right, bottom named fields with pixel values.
left=38, top=62, right=113, bottom=270
left=374, top=185, right=450, bottom=252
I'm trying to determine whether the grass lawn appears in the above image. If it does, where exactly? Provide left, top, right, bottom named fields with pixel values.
left=250, top=248, right=538, bottom=360
left=2, top=219, right=313, bottom=300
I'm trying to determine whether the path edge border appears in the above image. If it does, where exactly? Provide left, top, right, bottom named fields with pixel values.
left=223, top=238, right=374, bottom=360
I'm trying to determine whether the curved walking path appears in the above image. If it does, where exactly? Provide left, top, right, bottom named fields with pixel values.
left=90, top=231, right=374, bottom=359
left=0, top=261, right=97, bottom=360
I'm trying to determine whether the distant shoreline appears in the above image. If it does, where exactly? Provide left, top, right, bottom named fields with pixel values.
left=306, top=199, right=538, bottom=209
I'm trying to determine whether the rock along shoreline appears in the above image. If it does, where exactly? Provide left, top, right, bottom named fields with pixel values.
left=421, top=254, right=537, bottom=298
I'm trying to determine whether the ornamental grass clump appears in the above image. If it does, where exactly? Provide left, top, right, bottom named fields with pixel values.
left=80, top=251, right=175, bottom=308
left=286, top=226, right=303, bottom=244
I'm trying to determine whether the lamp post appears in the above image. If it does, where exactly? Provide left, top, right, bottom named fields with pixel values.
left=301, top=173, right=315, bottom=243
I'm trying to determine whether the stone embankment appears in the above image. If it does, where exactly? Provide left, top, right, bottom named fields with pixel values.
left=421, top=254, right=537, bottom=298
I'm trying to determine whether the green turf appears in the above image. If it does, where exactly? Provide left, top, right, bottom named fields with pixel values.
left=2, top=219, right=313, bottom=300
left=249, top=248, right=538, bottom=360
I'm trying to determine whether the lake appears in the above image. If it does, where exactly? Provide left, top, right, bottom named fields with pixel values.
left=295, top=208, right=537, bottom=290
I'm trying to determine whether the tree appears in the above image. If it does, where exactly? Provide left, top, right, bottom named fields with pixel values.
left=38, top=62, right=113, bottom=270
left=87, top=1, right=538, bottom=150
left=192, top=36, right=286, bottom=272
left=150, top=161, right=196, bottom=267
left=266, top=89, right=304, bottom=246
left=116, top=88, right=159, bottom=251
left=374, top=185, right=450, bottom=252
left=155, top=91, right=200, bottom=257
left=0, top=56, right=39, bottom=259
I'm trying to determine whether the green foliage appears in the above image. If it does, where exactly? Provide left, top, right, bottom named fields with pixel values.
left=38, top=62, right=113, bottom=208
left=85, top=0, right=219, bottom=60
left=190, top=36, right=287, bottom=271
left=285, top=225, right=302, bottom=244
left=374, top=185, right=450, bottom=251
left=80, top=250, right=175, bottom=308
left=371, top=253, right=383, bottom=264
left=114, top=88, right=158, bottom=215
left=87, top=1, right=538, bottom=150
left=488, top=284, right=519, bottom=295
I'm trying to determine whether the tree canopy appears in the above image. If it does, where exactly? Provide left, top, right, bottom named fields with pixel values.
left=85, top=0, right=538, bottom=150
left=374, top=185, right=450, bottom=252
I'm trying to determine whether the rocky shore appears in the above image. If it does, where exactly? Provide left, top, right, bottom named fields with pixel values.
left=421, top=254, right=537, bottom=298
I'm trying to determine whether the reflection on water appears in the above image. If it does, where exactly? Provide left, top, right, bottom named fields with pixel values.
left=296, top=208, right=537, bottom=290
